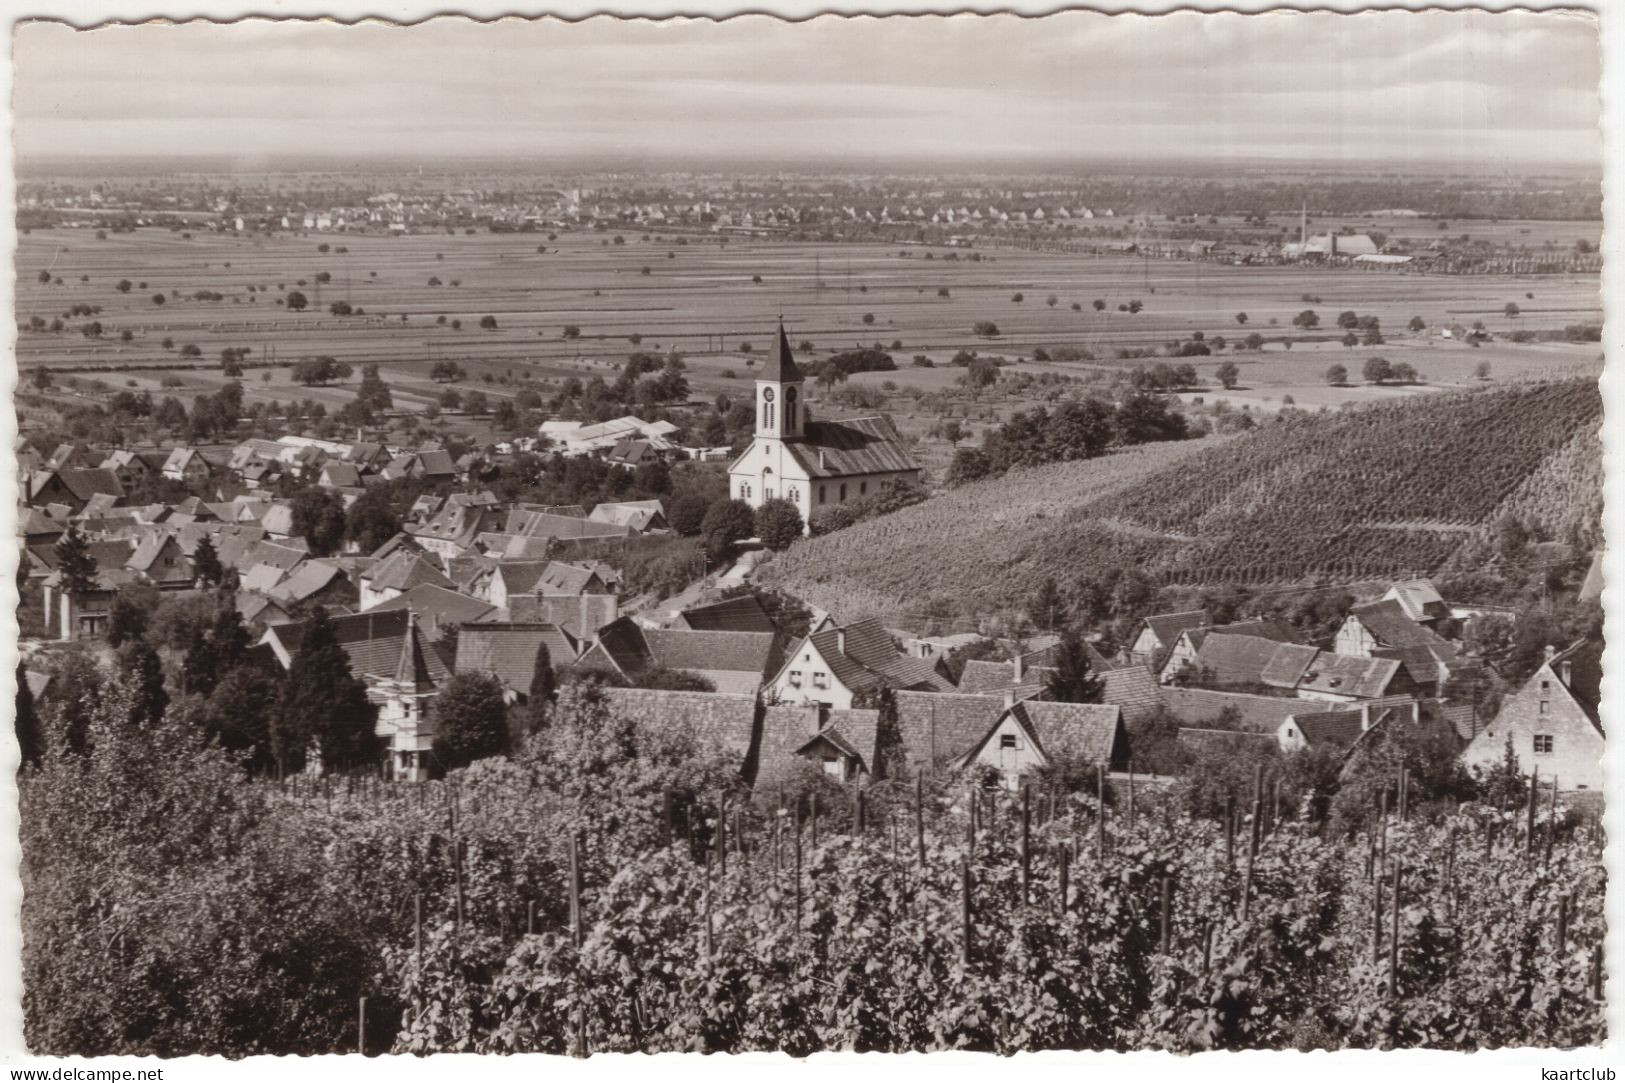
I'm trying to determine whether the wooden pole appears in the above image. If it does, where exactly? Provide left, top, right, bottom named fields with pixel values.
left=569, top=833, right=583, bottom=947
left=414, top=891, right=423, bottom=963
left=1126, top=762, right=1136, bottom=831
left=1555, top=895, right=1568, bottom=956
left=915, top=775, right=926, bottom=869
left=1159, top=875, right=1172, bottom=955
left=792, top=805, right=803, bottom=937
left=1526, top=768, right=1539, bottom=851
left=854, top=787, right=866, bottom=836
left=358, top=996, right=367, bottom=1055
left=960, top=860, right=973, bottom=966
left=1372, top=874, right=1383, bottom=962
left=1224, top=795, right=1235, bottom=868
left=452, top=838, right=465, bottom=933
left=715, top=795, right=728, bottom=875
left=527, top=899, right=536, bottom=936
left=1057, top=844, right=1070, bottom=914
left=1202, top=922, right=1213, bottom=976
left=810, top=794, right=819, bottom=849
left=1389, top=862, right=1402, bottom=999
left=1020, top=785, right=1031, bottom=906
left=968, top=788, right=978, bottom=854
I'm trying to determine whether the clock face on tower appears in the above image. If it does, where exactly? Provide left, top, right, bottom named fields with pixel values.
left=762, top=388, right=776, bottom=402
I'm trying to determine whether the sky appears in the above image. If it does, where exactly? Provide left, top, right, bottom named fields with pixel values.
left=10, top=10, right=1604, bottom=170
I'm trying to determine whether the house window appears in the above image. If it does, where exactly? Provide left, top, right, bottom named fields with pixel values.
left=1533, top=734, right=1554, bottom=755
left=818, top=485, right=827, bottom=504
left=839, top=484, right=847, bottom=501
left=822, top=754, right=844, bottom=779
left=1540, top=679, right=1551, bottom=691
left=999, top=734, right=1018, bottom=750
left=860, top=481, right=868, bottom=495
left=812, top=672, right=829, bottom=689
left=740, top=482, right=752, bottom=501
left=788, top=669, right=803, bottom=687
left=1539, top=700, right=1550, bottom=715
left=788, top=485, right=799, bottom=504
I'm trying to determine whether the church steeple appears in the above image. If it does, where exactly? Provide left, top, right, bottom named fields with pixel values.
left=755, top=320, right=804, bottom=439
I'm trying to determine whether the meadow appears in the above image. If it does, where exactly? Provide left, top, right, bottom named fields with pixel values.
left=17, top=225, right=1601, bottom=424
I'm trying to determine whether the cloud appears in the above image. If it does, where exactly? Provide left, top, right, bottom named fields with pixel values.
left=12, top=11, right=1601, bottom=167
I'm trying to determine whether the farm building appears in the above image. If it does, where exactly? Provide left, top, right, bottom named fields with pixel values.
left=728, top=324, right=921, bottom=533
left=1460, top=641, right=1603, bottom=792
left=768, top=616, right=951, bottom=710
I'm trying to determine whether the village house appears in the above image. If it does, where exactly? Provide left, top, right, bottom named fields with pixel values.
left=161, top=447, right=214, bottom=484
left=953, top=698, right=1126, bottom=790
left=1157, top=618, right=1299, bottom=682
left=768, top=616, right=952, bottom=709
left=756, top=702, right=882, bottom=785
left=359, top=549, right=453, bottom=609
left=728, top=324, right=922, bottom=532
left=453, top=622, right=580, bottom=701
left=1125, top=610, right=1208, bottom=669
left=1460, top=641, right=1603, bottom=792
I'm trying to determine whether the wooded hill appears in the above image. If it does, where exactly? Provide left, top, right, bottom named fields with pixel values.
left=761, top=378, right=1602, bottom=624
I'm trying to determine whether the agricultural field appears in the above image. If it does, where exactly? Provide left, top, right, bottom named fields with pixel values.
left=760, top=379, right=1603, bottom=627
left=15, top=225, right=1602, bottom=430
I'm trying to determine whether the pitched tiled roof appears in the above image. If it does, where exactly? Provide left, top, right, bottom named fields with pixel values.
left=894, top=691, right=1008, bottom=770
left=454, top=623, right=579, bottom=693
left=1193, top=634, right=1288, bottom=687
left=1010, top=701, right=1123, bottom=765
left=1352, top=599, right=1451, bottom=649
left=756, top=704, right=828, bottom=784
left=269, top=608, right=451, bottom=685
left=1259, top=643, right=1320, bottom=689
left=781, top=416, right=919, bottom=479
left=369, top=583, right=496, bottom=629
left=1554, top=638, right=1603, bottom=727
left=597, top=687, right=759, bottom=761
left=365, top=550, right=453, bottom=593
left=644, top=629, right=777, bottom=676
left=1144, top=610, right=1208, bottom=649
left=1101, top=665, right=1162, bottom=726
left=1288, top=707, right=1377, bottom=750
left=1296, top=653, right=1402, bottom=700
left=676, top=594, right=778, bottom=634
left=1179, top=727, right=1279, bottom=757
left=58, top=468, right=126, bottom=502
left=498, top=593, right=620, bottom=638
left=494, top=561, right=552, bottom=595
left=577, top=615, right=654, bottom=675
left=240, top=563, right=287, bottom=593
left=1158, top=687, right=1305, bottom=732
left=239, top=541, right=308, bottom=573
left=1022, top=639, right=1117, bottom=672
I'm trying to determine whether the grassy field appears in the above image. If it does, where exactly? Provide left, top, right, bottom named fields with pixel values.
left=16, top=225, right=1601, bottom=433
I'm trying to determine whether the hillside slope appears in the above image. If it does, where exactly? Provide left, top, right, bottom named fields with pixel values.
left=760, top=378, right=1602, bottom=624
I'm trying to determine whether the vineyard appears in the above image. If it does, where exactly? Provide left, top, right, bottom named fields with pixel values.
left=761, top=378, right=1602, bottom=623
left=19, top=684, right=1606, bottom=1056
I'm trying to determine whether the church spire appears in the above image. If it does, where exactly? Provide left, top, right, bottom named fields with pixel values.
left=760, top=319, right=804, bottom=383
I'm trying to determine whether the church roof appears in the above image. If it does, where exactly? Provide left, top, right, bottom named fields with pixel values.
left=785, top=416, right=919, bottom=478
left=759, top=323, right=804, bottom=383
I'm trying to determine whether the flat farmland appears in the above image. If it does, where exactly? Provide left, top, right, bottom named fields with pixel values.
left=16, top=225, right=1601, bottom=420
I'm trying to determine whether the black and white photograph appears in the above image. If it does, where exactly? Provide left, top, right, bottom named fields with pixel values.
left=4, top=2, right=1614, bottom=1066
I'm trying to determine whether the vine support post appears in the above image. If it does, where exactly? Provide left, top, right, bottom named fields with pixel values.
left=915, top=775, right=927, bottom=870
left=1526, top=768, right=1539, bottom=852
left=452, top=838, right=465, bottom=934
left=1201, top=921, right=1213, bottom=976
left=1057, top=844, right=1070, bottom=914
left=1020, top=784, right=1031, bottom=906
left=358, top=996, right=367, bottom=1056
left=960, top=860, right=973, bottom=966
left=853, top=785, right=866, bottom=836
left=1590, top=945, right=1604, bottom=1001
left=662, top=789, right=675, bottom=848
left=1096, top=764, right=1106, bottom=859
left=1389, top=862, right=1402, bottom=1001
left=810, top=793, right=819, bottom=849
left=1159, top=875, right=1172, bottom=955
left=1224, top=795, right=1235, bottom=869
left=569, top=832, right=584, bottom=948
left=968, top=787, right=978, bottom=855
left=414, top=891, right=423, bottom=965
left=527, top=899, right=536, bottom=936
left=1555, top=895, right=1569, bottom=956
left=716, top=793, right=728, bottom=876
left=792, top=805, right=803, bottom=937
left=1126, top=761, right=1136, bottom=832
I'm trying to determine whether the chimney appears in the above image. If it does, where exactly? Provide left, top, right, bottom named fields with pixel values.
left=1360, top=703, right=1372, bottom=731
left=1003, top=689, right=1015, bottom=710
left=1559, top=659, right=1573, bottom=687
left=818, top=449, right=828, bottom=470
left=836, top=627, right=847, bottom=656
left=1012, top=654, right=1024, bottom=683
left=1544, top=644, right=1558, bottom=666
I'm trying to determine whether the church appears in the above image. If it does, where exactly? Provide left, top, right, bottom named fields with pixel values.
left=728, top=324, right=921, bottom=531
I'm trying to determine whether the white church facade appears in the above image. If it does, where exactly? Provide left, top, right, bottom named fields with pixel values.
left=727, top=325, right=922, bottom=531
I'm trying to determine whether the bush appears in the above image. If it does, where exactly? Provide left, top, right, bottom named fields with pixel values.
left=754, top=499, right=805, bottom=550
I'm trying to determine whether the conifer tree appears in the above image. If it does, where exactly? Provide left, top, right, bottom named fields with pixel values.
left=1043, top=629, right=1105, bottom=704
left=279, top=607, right=379, bottom=774
left=526, top=640, right=556, bottom=733
left=192, top=535, right=224, bottom=588
left=53, top=524, right=98, bottom=599
left=117, top=640, right=169, bottom=729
